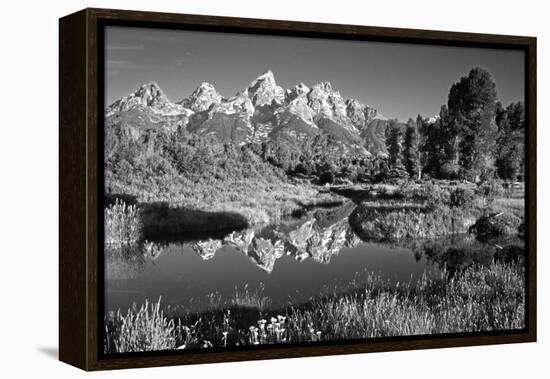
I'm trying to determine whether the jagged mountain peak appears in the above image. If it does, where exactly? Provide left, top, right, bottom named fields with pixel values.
left=307, top=81, right=349, bottom=124
left=345, top=97, right=363, bottom=107
left=346, top=98, right=367, bottom=129
left=285, top=82, right=311, bottom=102
left=248, top=70, right=277, bottom=89
left=345, top=98, right=378, bottom=129
left=106, top=81, right=189, bottom=117
left=180, top=81, right=222, bottom=112
left=140, top=81, right=161, bottom=89
left=195, top=81, right=217, bottom=92
left=247, top=69, right=285, bottom=106
left=106, top=72, right=389, bottom=157
left=257, top=69, right=275, bottom=80
left=311, top=81, right=335, bottom=93
left=132, top=81, right=169, bottom=105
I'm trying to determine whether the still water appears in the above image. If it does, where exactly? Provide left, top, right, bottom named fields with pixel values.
left=105, top=202, right=523, bottom=314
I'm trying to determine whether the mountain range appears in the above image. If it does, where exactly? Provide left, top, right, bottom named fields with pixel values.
left=105, top=70, right=394, bottom=157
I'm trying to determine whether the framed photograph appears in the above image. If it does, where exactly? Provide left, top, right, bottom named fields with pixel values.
left=59, top=8, right=536, bottom=371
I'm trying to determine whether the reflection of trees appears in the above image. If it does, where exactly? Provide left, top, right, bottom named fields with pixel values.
left=408, top=235, right=524, bottom=276
left=105, top=242, right=167, bottom=280
left=105, top=245, right=147, bottom=280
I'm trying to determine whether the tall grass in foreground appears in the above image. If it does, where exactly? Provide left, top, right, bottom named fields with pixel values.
left=104, top=261, right=525, bottom=353
left=104, top=200, right=142, bottom=246
left=104, top=298, right=177, bottom=352
left=289, top=263, right=524, bottom=340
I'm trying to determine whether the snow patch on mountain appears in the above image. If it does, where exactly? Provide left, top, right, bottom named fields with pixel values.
left=179, top=82, right=222, bottom=112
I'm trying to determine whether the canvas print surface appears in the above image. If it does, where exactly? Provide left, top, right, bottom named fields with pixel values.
left=102, top=26, right=526, bottom=354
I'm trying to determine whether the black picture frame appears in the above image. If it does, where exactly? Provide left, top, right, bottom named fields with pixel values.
left=59, top=7, right=537, bottom=371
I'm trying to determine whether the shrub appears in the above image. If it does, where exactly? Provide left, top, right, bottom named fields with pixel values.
left=477, top=180, right=505, bottom=200
left=439, top=162, right=461, bottom=179
left=469, top=212, right=523, bottom=240
left=450, top=187, right=475, bottom=208
left=294, top=163, right=309, bottom=175
left=319, top=171, right=334, bottom=185
left=423, top=182, right=451, bottom=207
left=392, top=182, right=453, bottom=207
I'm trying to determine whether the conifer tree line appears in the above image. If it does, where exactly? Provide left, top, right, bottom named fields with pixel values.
left=105, top=66, right=524, bottom=187
left=385, top=67, right=525, bottom=182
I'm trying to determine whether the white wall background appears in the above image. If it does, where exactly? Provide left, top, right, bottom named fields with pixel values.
left=0, top=0, right=547, bottom=376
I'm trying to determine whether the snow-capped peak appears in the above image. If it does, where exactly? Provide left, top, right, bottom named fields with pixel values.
left=247, top=70, right=285, bottom=106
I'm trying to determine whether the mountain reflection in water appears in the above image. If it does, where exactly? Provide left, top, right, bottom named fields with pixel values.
left=104, top=201, right=524, bottom=313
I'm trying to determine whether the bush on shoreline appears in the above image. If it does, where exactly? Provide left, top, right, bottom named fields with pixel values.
left=469, top=212, right=523, bottom=241
left=349, top=203, right=477, bottom=241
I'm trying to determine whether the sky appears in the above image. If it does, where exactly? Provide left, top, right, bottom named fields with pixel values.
left=105, top=26, right=525, bottom=121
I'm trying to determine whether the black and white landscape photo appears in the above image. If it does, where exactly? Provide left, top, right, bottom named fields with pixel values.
left=102, top=26, right=527, bottom=354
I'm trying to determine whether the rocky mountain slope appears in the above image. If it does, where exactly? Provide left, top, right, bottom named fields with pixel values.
left=106, top=70, right=393, bottom=157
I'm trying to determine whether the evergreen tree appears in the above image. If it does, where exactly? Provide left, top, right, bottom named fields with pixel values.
left=386, top=121, right=404, bottom=169
left=447, top=67, right=499, bottom=181
left=404, top=118, right=420, bottom=179
left=420, top=106, right=447, bottom=177
left=496, top=101, right=525, bottom=180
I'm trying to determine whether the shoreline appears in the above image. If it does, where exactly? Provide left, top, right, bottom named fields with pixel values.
left=104, top=259, right=525, bottom=353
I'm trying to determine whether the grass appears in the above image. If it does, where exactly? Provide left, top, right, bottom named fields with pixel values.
left=104, top=261, right=525, bottom=353
left=109, top=177, right=328, bottom=226
left=104, top=298, right=177, bottom=353
left=491, top=197, right=525, bottom=217
left=104, top=200, right=142, bottom=246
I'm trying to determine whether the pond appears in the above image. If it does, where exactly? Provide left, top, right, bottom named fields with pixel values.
left=104, top=201, right=524, bottom=315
